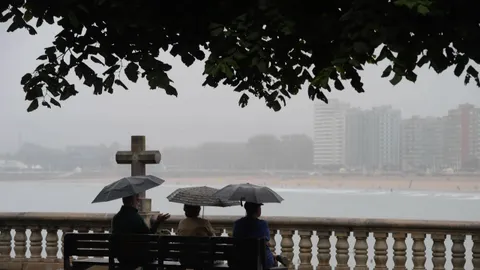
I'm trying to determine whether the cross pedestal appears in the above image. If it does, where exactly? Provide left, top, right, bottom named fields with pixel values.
left=115, top=135, right=161, bottom=215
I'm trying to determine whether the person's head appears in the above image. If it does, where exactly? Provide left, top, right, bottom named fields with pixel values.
left=184, top=204, right=201, bottom=218
left=244, top=202, right=263, bottom=218
left=122, top=194, right=140, bottom=208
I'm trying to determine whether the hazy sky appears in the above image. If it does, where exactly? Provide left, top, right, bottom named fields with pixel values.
left=0, top=24, right=479, bottom=153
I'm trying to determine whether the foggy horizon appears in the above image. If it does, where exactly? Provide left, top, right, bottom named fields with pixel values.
left=1, top=24, right=479, bottom=153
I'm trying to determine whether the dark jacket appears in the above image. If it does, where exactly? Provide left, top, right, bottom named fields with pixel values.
left=111, top=205, right=157, bottom=268
left=111, top=205, right=157, bottom=234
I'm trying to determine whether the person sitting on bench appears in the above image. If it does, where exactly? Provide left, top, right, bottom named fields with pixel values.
left=177, top=204, right=215, bottom=237
left=233, top=202, right=289, bottom=268
left=111, top=193, right=170, bottom=267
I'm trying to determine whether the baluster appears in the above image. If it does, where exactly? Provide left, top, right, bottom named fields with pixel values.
left=269, top=229, right=277, bottom=254
left=13, top=227, right=27, bottom=260
left=0, top=228, right=11, bottom=260
left=336, top=231, right=349, bottom=270
left=431, top=234, right=446, bottom=270
left=298, top=230, right=313, bottom=270
left=60, top=228, right=69, bottom=259
left=451, top=234, right=466, bottom=270
left=316, top=231, right=331, bottom=270
left=46, top=228, right=59, bottom=261
left=411, top=233, right=426, bottom=270
left=472, top=234, right=480, bottom=270
left=374, top=232, right=388, bottom=270
left=392, top=232, right=407, bottom=270
left=354, top=231, right=368, bottom=270
left=280, top=230, right=294, bottom=269
left=29, top=227, right=43, bottom=260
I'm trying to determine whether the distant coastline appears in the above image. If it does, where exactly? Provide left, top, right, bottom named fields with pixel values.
left=1, top=171, right=479, bottom=193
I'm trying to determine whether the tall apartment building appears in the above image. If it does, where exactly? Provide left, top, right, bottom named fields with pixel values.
left=363, top=106, right=401, bottom=170
left=443, top=104, right=480, bottom=169
left=345, top=108, right=367, bottom=168
left=422, top=117, right=445, bottom=170
left=401, top=116, right=424, bottom=170
left=313, top=99, right=350, bottom=168
left=401, top=116, right=444, bottom=171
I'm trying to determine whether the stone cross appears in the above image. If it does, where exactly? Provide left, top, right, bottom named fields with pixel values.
left=115, top=135, right=161, bottom=212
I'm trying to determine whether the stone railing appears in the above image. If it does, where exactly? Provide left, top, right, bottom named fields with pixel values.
left=1, top=213, right=480, bottom=269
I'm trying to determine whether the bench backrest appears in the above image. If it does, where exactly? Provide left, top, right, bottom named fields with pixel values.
left=108, top=233, right=159, bottom=267
left=159, top=235, right=265, bottom=270
left=212, top=236, right=266, bottom=269
left=63, top=233, right=158, bottom=269
left=64, top=233, right=266, bottom=270
left=63, top=233, right=110, bottom=270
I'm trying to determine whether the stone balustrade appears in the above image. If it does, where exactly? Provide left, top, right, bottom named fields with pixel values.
left=0, top=213, right=480, bottom=269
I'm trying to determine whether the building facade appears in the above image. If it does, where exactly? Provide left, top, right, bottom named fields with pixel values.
left=443, top=104, right=480, bottom=169
left=363, top=106, right=402, bottom=170
left=401, top=116, right=424, bottom=171
left=345, top=108, right=367, bottom=169
left=313, top=101, right=479, bottom=172
left=401, top=116, right=444, bottom=171
left=313, top=99, right=349, bottom=168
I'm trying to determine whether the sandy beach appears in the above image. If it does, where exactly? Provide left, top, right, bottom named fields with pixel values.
left=63, top=175, right=480, bottom=193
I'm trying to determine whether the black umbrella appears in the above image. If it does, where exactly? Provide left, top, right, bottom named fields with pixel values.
left=92, top=175, right=165, bottom=203
left=213, top=183, right=284, bottom=204
left=167, top=186, right=240, bottom=207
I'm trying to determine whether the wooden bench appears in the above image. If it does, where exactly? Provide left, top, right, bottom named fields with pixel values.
left=63, top=233, right=159, bottom=270
left=64, top=233, right=287, bottom=270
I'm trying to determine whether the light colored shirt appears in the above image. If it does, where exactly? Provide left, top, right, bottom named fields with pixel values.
left=177, top=217, right=215, bottom=237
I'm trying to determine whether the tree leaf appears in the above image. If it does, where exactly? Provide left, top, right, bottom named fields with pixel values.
left=181, top=54, right=195, bottom=67
left=23, top=11, right=33, bottom=22
left=417, top=5, right=430, bottom=15
left=0, top=12, right=14, bottom=23
left=381, top=66, right=393, bottom=78
left=41, top=100, right=51, bottom=108
left=103, top=64, right=120, bottom=75
left=238, top=93, right=249, bottom=108
left=165, top=85, right=178, bottom=96
left=466, top=65, right=479, bottom=77
left=454, top=57, right=468, bottom=77
left=27, top=99, right=39, bottom=112
left=125, top=62, right=139, bottom=82
left=90, top=56, right=104, bottom=66
left=405, top=71, right=417, bottom=82
left=257, top=60, right=268, bottom=73
left=390, top=74, right=403, bottom=85
left=6, top=20, right=23, bottom=32
left=209, top=23, right=224, bottom=36
left=21, top=73, right=32, bottom=85
left=114, top=79, right=128, bottom=90
left=36, top=18, right=43, bottom=27
left=68, top=11, right=80, bottom=28
left=316, top=90, right=328, bottom=103
left=353, top=42, right=369, bottom=54
left=334, top=79, right=345, bottom=90
left=50, top=98, right=61, bottom=107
